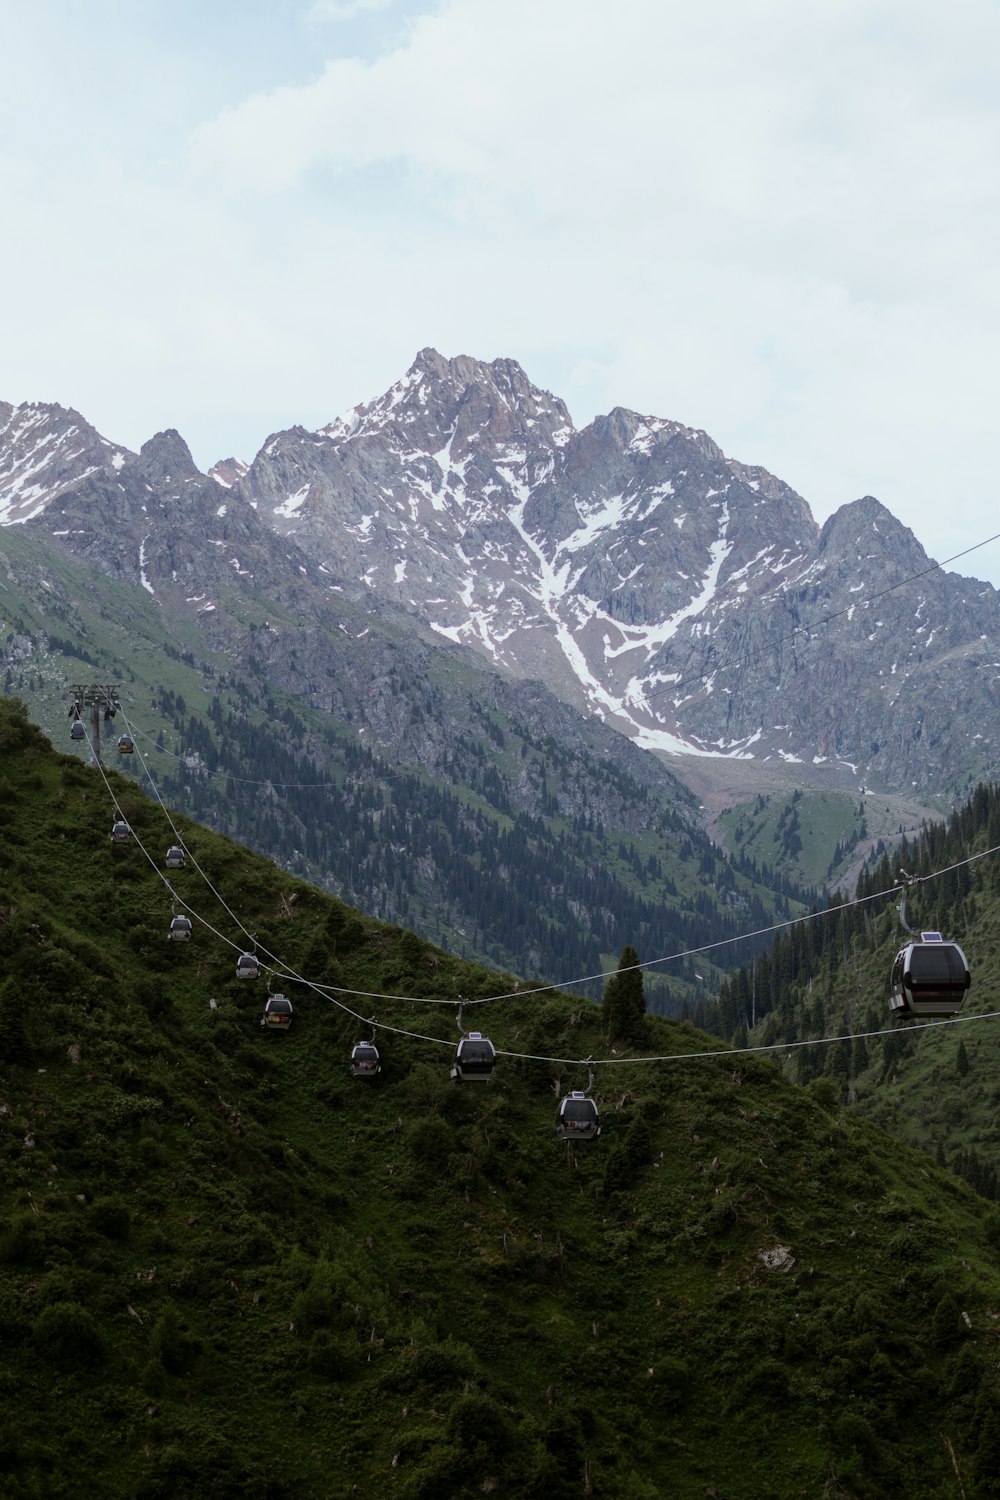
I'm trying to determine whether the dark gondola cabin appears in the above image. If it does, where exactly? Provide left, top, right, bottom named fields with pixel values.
left=168, top=915, right=193, bottom=942
left=117, top=734, right=134, bottom=754
left=451, top=1031, right=496, bottom=1084
left=350, top=1041, right=381, bottom=1078
left=262, top=994, right=293, bottom=1031
left=889, top=932, right=971, bottom=1018
left=165, top=845, right=186, bottom=869
left=70, top=720, right=86, bottom=741
left=236, top=953, right=260, bottom=980
left=111, top=820, right=131, bottom=843
left=556, top=1091, right=600, bottom=1140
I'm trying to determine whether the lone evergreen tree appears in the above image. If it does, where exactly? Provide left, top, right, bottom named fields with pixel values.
left=602, top=944, right=646, bottom=1044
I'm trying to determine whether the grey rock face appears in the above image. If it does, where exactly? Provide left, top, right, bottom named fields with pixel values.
left=233, top=351, right=1000, bottom=793
left=4, top=352, right=998, bottom=796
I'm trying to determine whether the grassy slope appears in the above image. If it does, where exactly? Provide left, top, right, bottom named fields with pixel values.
left=716, top=784, right=949, bottom=889
left=4, top=699, right=1000, bottom=1498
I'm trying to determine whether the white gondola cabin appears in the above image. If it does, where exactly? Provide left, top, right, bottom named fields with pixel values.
left=350, top=1041, right=381, bottom=1078
left=888, top=932, right=971, bottom=1018
left=236, top=952, right=260, bottom=980
left=261, top=994, right=293, bottom=1031
left=451, top=1031, right=496, bottom=1084
left=165, top=845, right=186, bottom=869
left=117, top=734, right=134, bottom=754
left=556, top=1091, right=600, bottom=1140
left=111, top=820, right=131, bottom=844
left=168, top=915, right=193, bottom=942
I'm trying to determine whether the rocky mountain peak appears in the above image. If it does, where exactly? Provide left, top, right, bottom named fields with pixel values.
left=8, top=353, right=999, bottom=797
left=209, top=456, right=250, bottom=490
left=321, top=347, right=573, bottom=455
left=0, top=400, right=133, bottom=525
left=817, top=494, right=926, bottom=572
left=131, top=429, right=203, bottom=487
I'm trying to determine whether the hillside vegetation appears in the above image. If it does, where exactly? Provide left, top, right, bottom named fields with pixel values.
left=712, top=782, right=1000, bottom=1199
left=4, top=698, right=1000, bottom=1498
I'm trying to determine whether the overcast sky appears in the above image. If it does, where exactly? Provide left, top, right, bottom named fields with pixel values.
left=2, top=0, right=999, bottom=583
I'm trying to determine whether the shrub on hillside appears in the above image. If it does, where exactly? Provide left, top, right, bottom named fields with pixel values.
left=32, top=1300, right=105, bottom=1368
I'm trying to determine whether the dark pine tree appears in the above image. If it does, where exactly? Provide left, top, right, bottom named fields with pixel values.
left=602, top=944, right=647, bottom=1044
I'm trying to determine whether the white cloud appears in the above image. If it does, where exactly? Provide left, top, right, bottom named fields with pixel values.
left=2, top=0, right=1000, bottom=585
left=305, top=0, right=397, bottom=21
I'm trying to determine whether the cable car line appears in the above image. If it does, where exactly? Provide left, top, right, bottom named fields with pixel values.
left=106, top=701, right=1000, bottom=1011
left=491, top=1007, right=1000, bottom=1070
left=93, top=717, right=490, bottom=1051
left=86, top=727, right=1000, bottom=1078
left=108, top=710, right=1000, bottom=1024
left=88, top=732, right=1000, bottom=1074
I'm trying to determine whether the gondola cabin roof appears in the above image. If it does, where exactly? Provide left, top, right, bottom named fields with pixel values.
left=889, top=932, right=971, bottom=1018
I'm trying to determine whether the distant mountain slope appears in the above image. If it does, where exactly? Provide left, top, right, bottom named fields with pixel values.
left=3, top=364, right=998, bottom=805
left=3, top=695, right=1000, bottom=1499
left=233, top=348, right=1000, bottom=794
left=0, top=517, right=801, bottom=1007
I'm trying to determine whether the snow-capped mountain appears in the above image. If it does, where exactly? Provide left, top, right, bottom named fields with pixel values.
left=233, top=349, right=1000, bottom=791
left=2, top=353, right=998, bottom=796
left=0, top=401, right=133, bottom=525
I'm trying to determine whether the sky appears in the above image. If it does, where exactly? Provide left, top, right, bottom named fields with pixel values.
left=2, top=0, right=1000, bottom=584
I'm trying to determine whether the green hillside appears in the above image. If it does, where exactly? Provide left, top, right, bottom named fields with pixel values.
left=712, top=783, right=1000, bottom=1200
left=717, top=784, right=940, bottom=890
left=4, top=697, right=1000, bottom=1498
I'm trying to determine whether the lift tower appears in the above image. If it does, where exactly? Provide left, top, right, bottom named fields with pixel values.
left=68, top=684, right=121, bottom=764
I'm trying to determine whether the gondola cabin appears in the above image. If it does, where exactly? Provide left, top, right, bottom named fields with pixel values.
left=261, top=994, right=293, bottom=1031
left=236, top=953, right=260, bottom=980
left=168, top=915, right=193, bottom=942
left=556, top=1091, right=600, bottom=1140
left=111, top=820, right=131, bottom=844
left=117, top=735, right=134, bottom=754
left=165, top=845, right=186, bottom=869
left=70, top=720, right=86, bottom=741
left=889, top=932, right=971, bottom=1018
left=451, top=1031, right=496, bottom=1084
left=350, top=1041, right=381, bottom=1078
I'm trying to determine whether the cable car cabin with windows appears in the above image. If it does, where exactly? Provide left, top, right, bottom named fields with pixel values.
left=70, top=720, right=86, bottom=741
left=117, top=735, right=134, bottom=754
left=451, top=1032, right=496, bottom=1084
left=261, top=994, right=293, bottom=1031
left=165, top=846, right=186, bottom=869
left=556, top=1091, right=600, bottom=1140
left=111, top=820, right=131, bottom=844
left=236, top=953, right=260, bottom=980
left=168, top=915, right=193, bottom=942
left=889, top=932, right=971, bottom=1018
left=350, top=1041, right=381, bottom=1078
